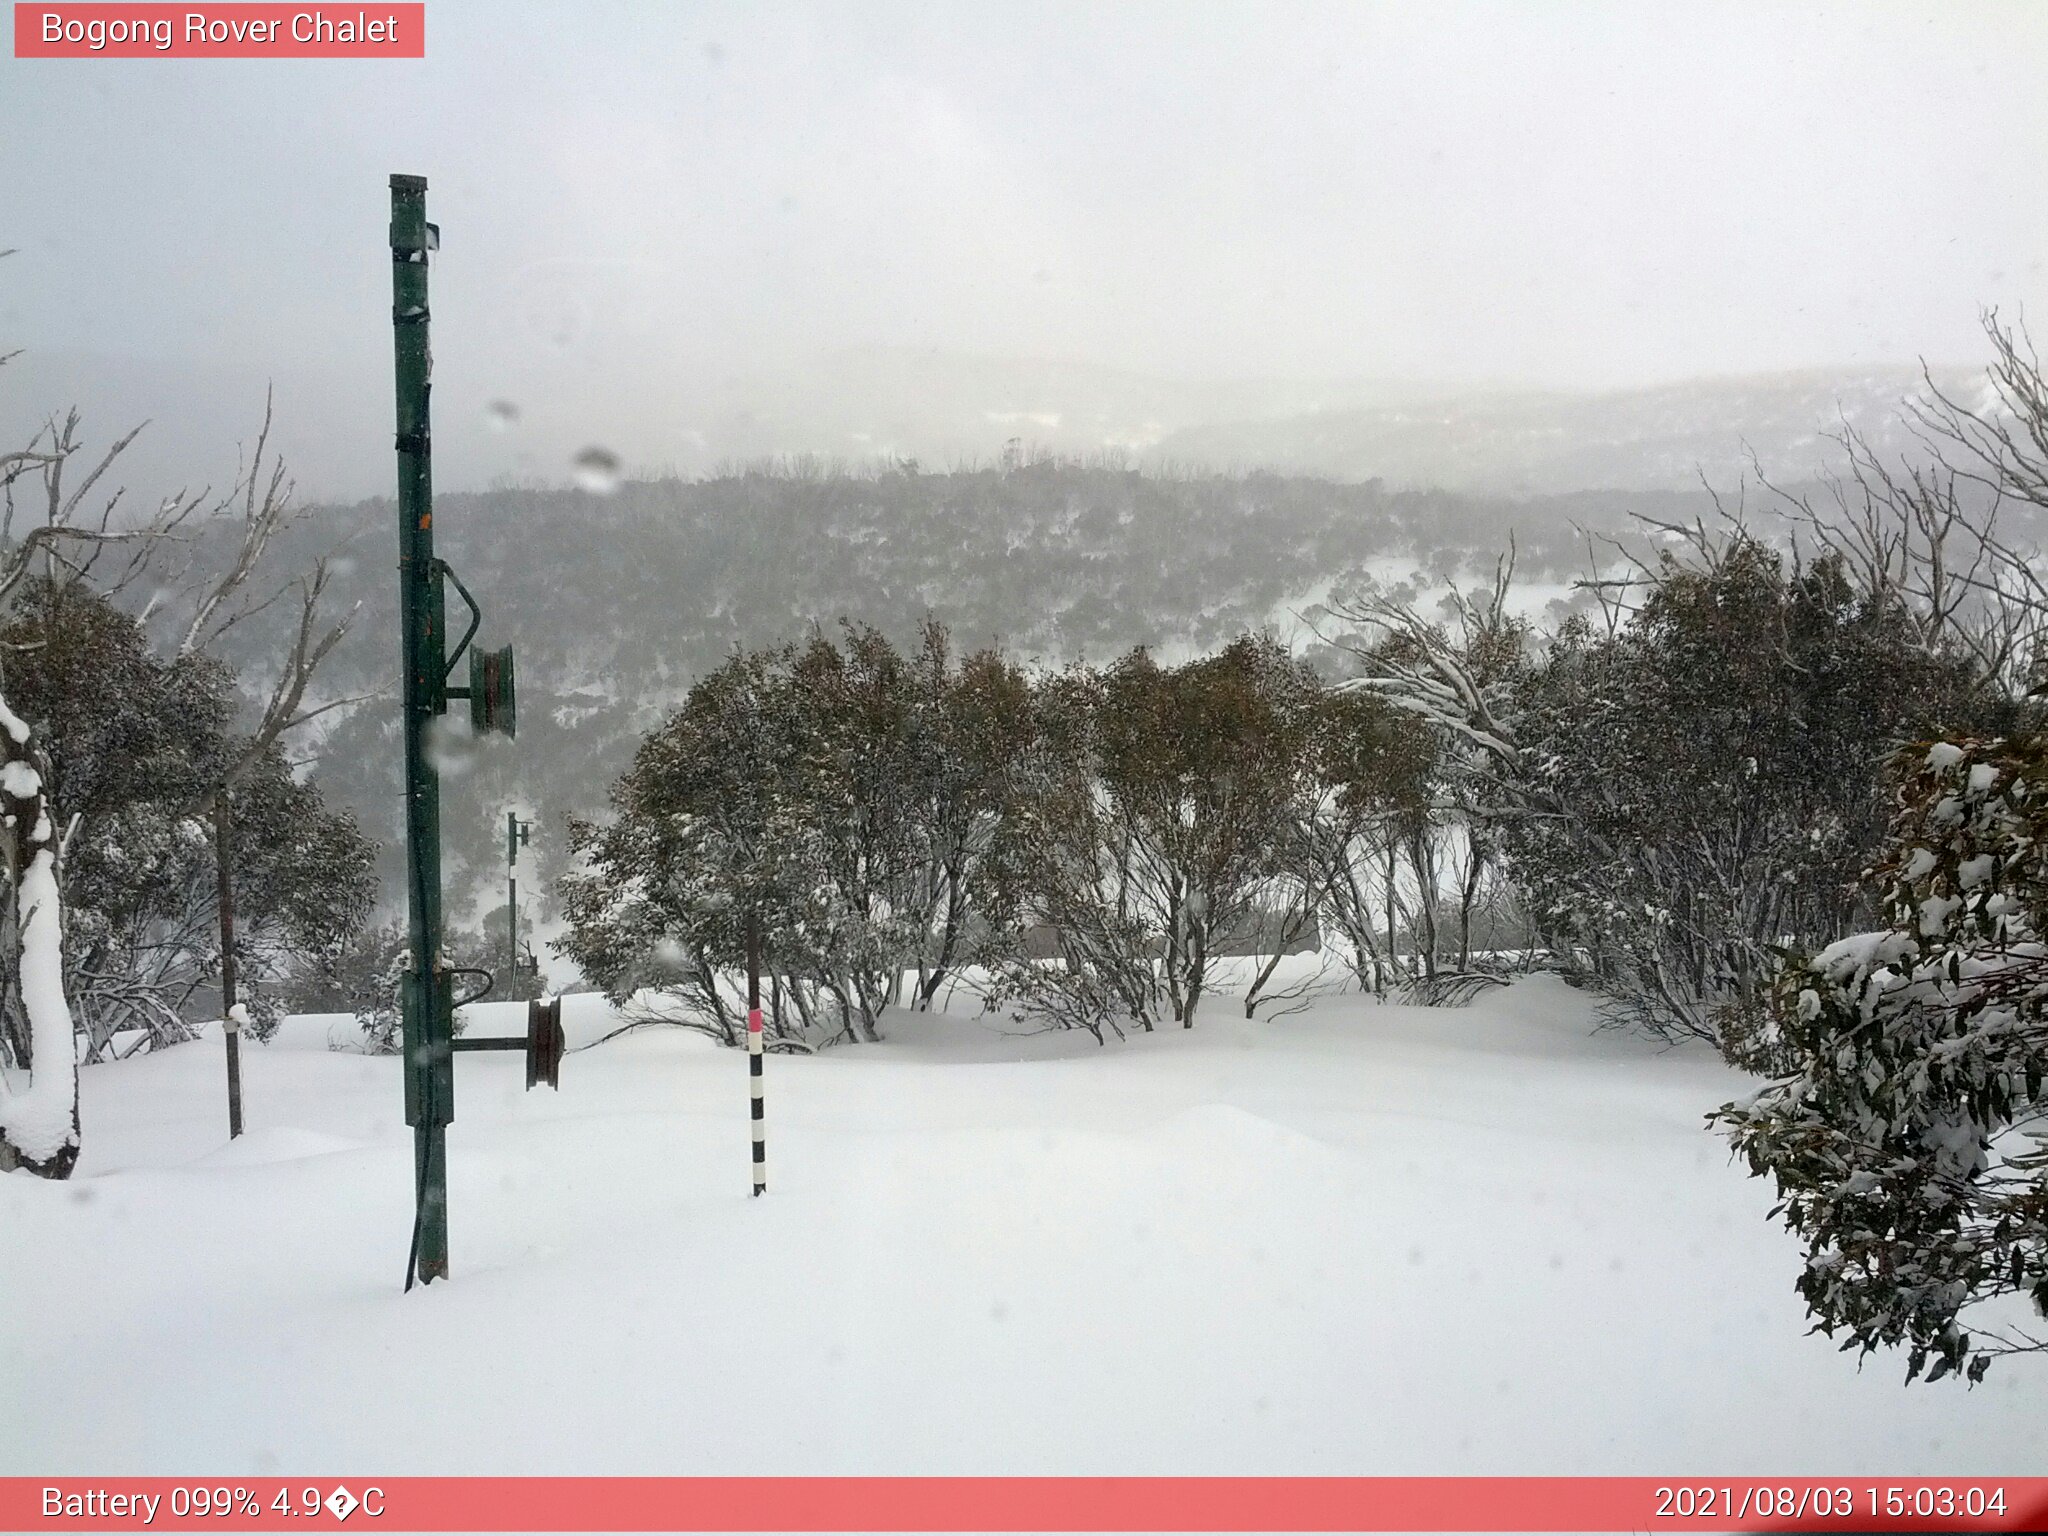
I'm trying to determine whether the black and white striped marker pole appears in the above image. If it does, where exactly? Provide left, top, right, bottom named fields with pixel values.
left=747, top=916, right=766, bottom=1196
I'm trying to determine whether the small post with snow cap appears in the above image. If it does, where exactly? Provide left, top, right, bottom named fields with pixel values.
left=748, top=913, right=766, bottom=1195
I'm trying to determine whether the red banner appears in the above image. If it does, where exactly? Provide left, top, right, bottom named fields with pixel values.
left=13, top=4, right=424, bottom=58
left=4, top=1477, right=2047, bottom=1532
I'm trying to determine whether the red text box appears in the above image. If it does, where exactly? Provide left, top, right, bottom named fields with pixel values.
left=14, top=4, right=424, bottom=57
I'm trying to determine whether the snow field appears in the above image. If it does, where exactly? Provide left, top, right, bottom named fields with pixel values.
left=4, top=975, right=2044, bottom=1477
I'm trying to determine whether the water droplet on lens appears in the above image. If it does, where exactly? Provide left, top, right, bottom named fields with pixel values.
left=572, top=446, right=621, bottom=494
left=424, top=715, right=478, bottom=776
left=485, top=400, right=520, bottom=432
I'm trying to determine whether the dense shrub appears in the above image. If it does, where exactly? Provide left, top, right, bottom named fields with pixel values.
left=1716, top=736, right=2048, bottom=1382
left=1503, top=542, right=1988, bottom=1048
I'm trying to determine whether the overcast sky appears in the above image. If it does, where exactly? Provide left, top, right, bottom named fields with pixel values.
left=4, top=0, right=2046, bottom=497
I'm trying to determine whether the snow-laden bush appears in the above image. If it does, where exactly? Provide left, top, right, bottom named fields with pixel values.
left=235, top=992, right=284, bottom=1045
left=1717, top=737, right=2048, bottom=1383
left=563, top=622, right=1030, bottom=1047
left=351, top=937, right=412, bottom=1056
left=1503, top=541, right=1989, bottom=1053
left=984, top=636, right=1332, bottom=1034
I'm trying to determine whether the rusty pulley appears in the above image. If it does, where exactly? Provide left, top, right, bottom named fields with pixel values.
left=525, top=995, right=564, bottom=1090
left=469, top=643, right=517, bottom=738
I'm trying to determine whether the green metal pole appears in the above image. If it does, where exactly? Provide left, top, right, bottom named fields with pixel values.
left=391, top=173, right=452, bottom=1286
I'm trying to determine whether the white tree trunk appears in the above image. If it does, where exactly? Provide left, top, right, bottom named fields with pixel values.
left=0, top=691, right=80, bottom=1178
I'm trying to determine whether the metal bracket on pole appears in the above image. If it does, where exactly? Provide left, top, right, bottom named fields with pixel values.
left=437, top=559, right=483, bottom=679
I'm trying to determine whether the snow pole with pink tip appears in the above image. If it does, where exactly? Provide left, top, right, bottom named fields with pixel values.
left=747, top=914, right=766, bottom=1195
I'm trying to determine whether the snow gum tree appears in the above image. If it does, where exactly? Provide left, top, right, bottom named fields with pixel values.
left=893, top=620, right=1035, bottom=1010
left=1286, top=686, right=1437, bottom=999
left=1, top=267, right=363, bottom=1168
left=978, top=663, right=1161, bottom=1040
left=1717, top=736, right=2048, bottom=1382
left=1323, top=558, right=1533, bottom=995
left=563, top=621, right=1029, bottom=1046
left=562, top=645, right=795, bottom=1044
left=1097, top=638, right=1311, bottom=1026
left=581, top=621, right=1447, bottom=1043
left=0, top=579, right=374, bottom=1061
left=988, top=635, right=1314, bottom=1032
left=0, top=688, right=78, bottom=1176
left=1506, top=541, right=1987, bottom=1049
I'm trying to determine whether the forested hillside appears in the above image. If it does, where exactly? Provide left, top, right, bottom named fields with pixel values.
left=215, top=462, right=1725, bottom=923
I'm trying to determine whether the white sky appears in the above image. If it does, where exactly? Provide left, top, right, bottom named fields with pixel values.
left=4, top=0, right=2046, bottom=494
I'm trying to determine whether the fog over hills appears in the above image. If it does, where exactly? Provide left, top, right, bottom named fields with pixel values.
left=688, top=350, right=1984, bottom=497
left=1148, top=365, right=1988, bottom=496
left=0, top=342, right=1984, bottom=504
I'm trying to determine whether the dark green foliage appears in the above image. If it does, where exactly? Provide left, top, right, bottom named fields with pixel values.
left=235, top=464, right=1697, bottom=936
left=1716, top=736, right=2048, bottom=1383
left=561, top=621, right=1031, bottom=1046
left=988, top=636, right=1322, bottom=1033
left=1503, top=542, right=1992, bottom=1050
left=0, top=579, right=375, bottom=1062
left=561, top=623, right=1416, bottom=1043
left=1289, top=685, right=1439, bottom=996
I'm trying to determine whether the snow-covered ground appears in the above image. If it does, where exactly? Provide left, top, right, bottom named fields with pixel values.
left=4, top=972, right=2043, bottom=1476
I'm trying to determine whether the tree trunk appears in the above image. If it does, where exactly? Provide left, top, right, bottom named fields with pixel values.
left=1410, top=828, right=1439, bottom=982
left=0, top=699, right=81, bottom=1179
left=215, top=794, right=244, bottom=1139
left=1458, top=839, right=1483, bottom=973
left=1243, top=902, right=1313, bottom=1018
left=1385, top=842, right=1400, bottom=983
left=1244, top=942, right=1285, bottom=1019
left=699, top=958, right=737, bottom=1046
